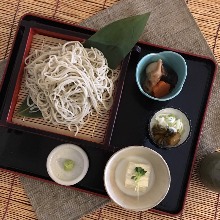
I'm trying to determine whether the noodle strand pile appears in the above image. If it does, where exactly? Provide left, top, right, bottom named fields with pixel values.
left=24, top=41, right=119, bottom=134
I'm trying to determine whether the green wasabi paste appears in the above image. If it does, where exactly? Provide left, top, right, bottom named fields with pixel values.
left=63, top=159, right=74, bottom=171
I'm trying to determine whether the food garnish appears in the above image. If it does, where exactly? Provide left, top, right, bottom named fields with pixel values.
left=17, top=95, right=42, bottom=118
left=131, top=167, right=147, bottom=182
left=84, top=13, right=150, bottom=69
left=151, top=113, right=184, bottom=147
left=63, top=159, right=74, bottom=171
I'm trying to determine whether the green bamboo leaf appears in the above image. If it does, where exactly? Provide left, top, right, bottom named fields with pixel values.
left=84, top=12, right=150, bottom=69
left=17, top=97, right=42, bottom=118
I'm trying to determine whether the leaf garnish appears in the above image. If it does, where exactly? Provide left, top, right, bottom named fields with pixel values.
left=17, top=96, right=42, bottom=118
left=131, top=167, right=147, bottom=182
left=84, top=12, right=150, bottom=69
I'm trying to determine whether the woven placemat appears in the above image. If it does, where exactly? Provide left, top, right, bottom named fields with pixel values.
left=0, top=0, right=219, bottom=219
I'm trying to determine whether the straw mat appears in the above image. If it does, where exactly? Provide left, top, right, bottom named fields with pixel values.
left=0, top=0, right=220, bottom=220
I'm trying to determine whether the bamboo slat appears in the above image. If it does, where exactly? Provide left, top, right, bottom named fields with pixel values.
left=188, top=0, right=220, bottom=60
left=215, top=33, right=220, bottom=61
left=0, top=0, right=220, bottom=220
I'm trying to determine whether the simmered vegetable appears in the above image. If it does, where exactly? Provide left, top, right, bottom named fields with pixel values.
left=143, top=59, right=178, bottom=98
left=152, top=81, right=171, bottom=98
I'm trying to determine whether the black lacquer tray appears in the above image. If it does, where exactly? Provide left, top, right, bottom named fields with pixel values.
left=0, top=14, right=217, bottom=215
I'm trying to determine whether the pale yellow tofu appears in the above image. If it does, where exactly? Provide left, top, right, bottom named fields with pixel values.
left=125, top=162, right=151, bottom=191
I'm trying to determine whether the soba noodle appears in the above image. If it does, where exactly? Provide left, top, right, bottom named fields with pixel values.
left=24, top=41, right=119, bottom=134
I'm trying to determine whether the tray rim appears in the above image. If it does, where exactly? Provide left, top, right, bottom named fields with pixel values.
left=0, top=13, right=218, bottom=216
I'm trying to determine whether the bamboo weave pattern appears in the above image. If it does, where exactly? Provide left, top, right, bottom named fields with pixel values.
left=0, top=0, right=220, bottom=219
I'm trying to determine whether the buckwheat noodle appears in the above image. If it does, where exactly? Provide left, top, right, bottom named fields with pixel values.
left=24, top=41, right=119, bottom=134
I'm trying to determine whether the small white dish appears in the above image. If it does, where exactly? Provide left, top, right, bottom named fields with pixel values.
left=46, top=143, right=89, bottom=186
left=104, top=146, right=171, bottom=211
left=149, top=108, right=191, bottom=148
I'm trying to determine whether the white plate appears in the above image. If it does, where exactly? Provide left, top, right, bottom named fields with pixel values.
left=149, top=108, right=191, bottom=148
left=104, top=146, right=171, bottom=211
left=46, top=143, right=89, bottom=186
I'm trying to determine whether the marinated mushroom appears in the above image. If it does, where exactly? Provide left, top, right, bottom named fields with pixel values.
left=166, top=132, right=181, bottom=146
left=151, top=124, right=181, bottom=147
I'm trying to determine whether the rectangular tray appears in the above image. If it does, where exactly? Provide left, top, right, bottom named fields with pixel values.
left=0, top=14, right=217, bottom=215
